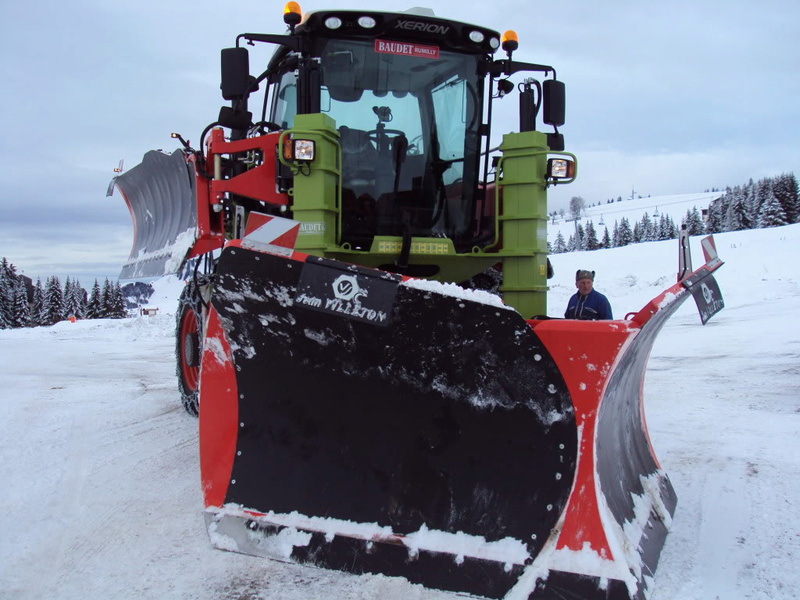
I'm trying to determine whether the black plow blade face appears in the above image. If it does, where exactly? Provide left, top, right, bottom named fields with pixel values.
left=198, top=243, right=701, bottom=599
left=200, top=245, right=578, bottom=598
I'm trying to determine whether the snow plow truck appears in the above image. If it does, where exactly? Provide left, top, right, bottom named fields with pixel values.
left=110, top=5, right=726, bottom=599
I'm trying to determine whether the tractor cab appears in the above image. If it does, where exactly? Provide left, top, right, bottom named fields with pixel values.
left=219, top=6, right=571, bottom=256
left=269, top=33, right=484, bottom=250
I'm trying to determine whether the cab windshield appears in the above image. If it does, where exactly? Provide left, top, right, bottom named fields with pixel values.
left=270, top=38, right=485, bottom=249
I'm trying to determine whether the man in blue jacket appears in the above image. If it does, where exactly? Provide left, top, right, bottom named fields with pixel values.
left=565, top=270, right=613, bottom=320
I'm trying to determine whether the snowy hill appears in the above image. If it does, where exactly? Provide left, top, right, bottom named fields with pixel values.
left=1, top=223, right=799, bottom=600
left=548, top=191, right=722, bottom=245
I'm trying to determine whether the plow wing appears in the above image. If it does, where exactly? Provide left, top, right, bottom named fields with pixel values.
left=199, top=241, right=723, bottom=599
left=112, top=149, right=197, bottom=280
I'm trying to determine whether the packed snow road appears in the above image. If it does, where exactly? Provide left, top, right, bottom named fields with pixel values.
left=1, top=225, right=799, bottom=599
left=0, top=317, right=455, bottom=600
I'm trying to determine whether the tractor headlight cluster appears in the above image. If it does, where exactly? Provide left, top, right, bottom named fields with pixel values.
left=283, top=136, right=316, bottom=162
left=547, top=158, right=575, bottom=180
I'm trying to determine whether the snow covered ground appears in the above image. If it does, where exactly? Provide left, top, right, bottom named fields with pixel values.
left=1, top=223, right=798, bottom=600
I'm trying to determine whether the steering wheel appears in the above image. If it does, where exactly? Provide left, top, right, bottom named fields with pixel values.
left=366, top=129, right=406, bottom=144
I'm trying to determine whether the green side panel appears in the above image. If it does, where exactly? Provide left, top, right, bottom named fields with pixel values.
left=288, top=113, right=341, bottom=256
left=497, top=131, right=550, bottom=318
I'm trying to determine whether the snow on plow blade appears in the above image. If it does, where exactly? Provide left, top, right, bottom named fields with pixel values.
left=113, top=150, right=196, bottom=280
left=199, top=242, right=723, bottom=599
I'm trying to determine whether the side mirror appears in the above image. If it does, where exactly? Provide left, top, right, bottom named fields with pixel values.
left=218, top=106, right=253, bottom=130
left=543, top=79, right=565, bottom=127
left=221, top=47, right=252, bottom=101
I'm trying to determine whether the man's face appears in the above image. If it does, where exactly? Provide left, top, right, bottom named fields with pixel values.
left=576, top=278, right=594, bottom=295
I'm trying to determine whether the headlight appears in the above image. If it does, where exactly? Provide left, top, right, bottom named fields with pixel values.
left=547, top=158, right=575, bottom=180
left=293, top=139, right=316, bottom=162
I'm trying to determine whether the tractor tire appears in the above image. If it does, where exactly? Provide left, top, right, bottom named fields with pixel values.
left=175, top=277, right=209, bottom=417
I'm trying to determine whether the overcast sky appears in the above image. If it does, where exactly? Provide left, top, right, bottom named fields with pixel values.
left=1, top=0, right=797, bottom=285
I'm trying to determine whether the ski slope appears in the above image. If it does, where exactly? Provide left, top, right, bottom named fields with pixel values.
left=548, top=192, right=723, bottom=245
left=1, top=223, right=798, bottom=600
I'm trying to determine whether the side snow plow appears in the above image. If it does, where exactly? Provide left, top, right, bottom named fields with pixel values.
left=109, top=149, right=197, bottom=280
left=198, top=239, right=723, bottom=600
left=114, top=6, right=726, bottom=599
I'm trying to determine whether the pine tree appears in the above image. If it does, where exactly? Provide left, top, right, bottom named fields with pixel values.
left=754, top=178, right=775, bottom=224
left=76, top=283, right=88, bottom=318
left=601, top=227, right=611, bottom=249
left=0, top=258, right=14, bottom=329
left=31, top=278, right=45, bottom=327
left=611, top=220, right=620, bottom=247
left=758, top=194, right=788, bottom=228
left=62, top=277, right=74, bottom=320
left=773, top=173, right=799, bottom=224
left=585, top=221, right=599, bottom=250
left=742, top=180, right=757, bottom=229
left=43, top=276, right=64, bottom=326
left=100, top=279, right=114, bottom=318
left=63, top=278, right=86, bottom=320
left=638, top=212, right=654, bottom=241
left=632, top=221, right=642, bottom=243
left=553, top=232, right=567, bottom=254
left=724, top=187, right=750, bottom=231
left=11, top=279, right=30, bottom=327
left=705, top=196, right=726, bottom=233
left=617, top=217, right=633, bottom=246
left=108, top=282, right=127, bottom=319
left=684, top=207, right=704, bottom=235
left=86, top=280, right=102, bottom=319
left=667, top=215, right=678, bottom=238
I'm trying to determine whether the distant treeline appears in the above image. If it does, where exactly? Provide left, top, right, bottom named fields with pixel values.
left=0, top=258, right=127, bottom=329
left=551, top=173, right=799, bottom=254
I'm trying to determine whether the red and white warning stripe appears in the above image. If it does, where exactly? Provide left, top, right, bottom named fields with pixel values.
left=242, top=213, right=300, bottom=255
left=701, top=235, right=721, bottom=267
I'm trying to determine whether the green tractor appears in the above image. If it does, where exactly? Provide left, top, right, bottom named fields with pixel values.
left=112, top=5, right=724, bottom=599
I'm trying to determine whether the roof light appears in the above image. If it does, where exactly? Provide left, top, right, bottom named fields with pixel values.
left=358, top=16, right=377, bottom=28
left=489, top=37, right=500, bottom=50
left=283, top=2, right=302, bottom=28
left=468, top=30, right=485, bottom=43
left=501, top=30, right=519, bottom=53
left=324, top=16, right=342, bottom=29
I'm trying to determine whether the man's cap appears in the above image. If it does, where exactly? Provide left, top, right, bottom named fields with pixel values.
left=576, top=269, right=595, bottom=282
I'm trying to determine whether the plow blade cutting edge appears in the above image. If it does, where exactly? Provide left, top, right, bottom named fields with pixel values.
left=199, top=242, right=722, bottom=599
left=112, top=149, right=197, bottom=280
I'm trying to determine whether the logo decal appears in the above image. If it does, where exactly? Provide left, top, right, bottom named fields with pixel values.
left=375, top=39, right=440, bottom=60
left=394, top=19, right=450, bottom=35
left=332, top=274, right=362, bottom=302
left=295, top=260, right=400, bottom=326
